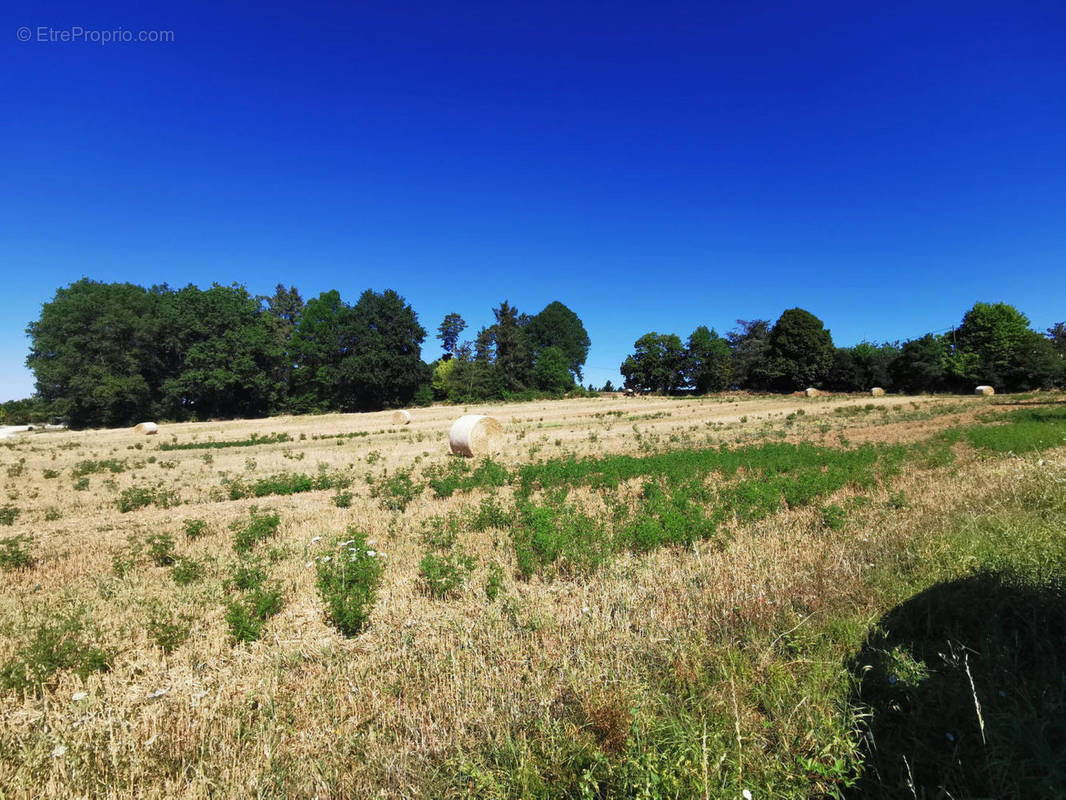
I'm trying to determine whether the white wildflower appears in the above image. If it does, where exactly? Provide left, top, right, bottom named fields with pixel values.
left=742, top=790, right=753, bottom=800
left=306, top=561, right=313, bottom=568
left=71, top=691, right=88, bottom=702
left=366, top=550, right=376, bottom=557
left=52, top=744, right=67, bottom=757
left=148, top=688, right=169, bottom=699
left=310, top=536, right=322, bottom=544
left=321, top=556, right=331, bottom=562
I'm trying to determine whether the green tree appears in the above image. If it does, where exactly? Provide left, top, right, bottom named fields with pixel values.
left=436, top=313, right=467, bottom=358
left=760, top=308, right=834, bottom=391
left=620, top=332, right=686, bottom=393
left=530, top=346, right=574, bottom=394
left=288, top=290, right=348, bottom=411
left=26, top=279, right=164, bottom=428
left=291, top=289, right=429, bottom=411
left=525, top=301, right=590, bottom=381
left=159, top=284, right=284, bottom=420
left=1048, top=323, right=1066, bottom=357
left=890, top=334, right=949, bottom=393
left=949, top=302, right=1061, bottom=390
left=726, top=320, right=771, bottom=390
left=344, top=289, right=430, bottom=409
left=685, top=326, right=732, bottom=393
left=491, top=301, right=532, bottom=392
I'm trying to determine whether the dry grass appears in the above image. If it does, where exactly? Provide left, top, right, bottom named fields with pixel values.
left=0, top=392, right=1059, bottom=798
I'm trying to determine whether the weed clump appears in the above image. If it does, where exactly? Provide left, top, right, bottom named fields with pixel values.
left=0, top=506, right=21, bottom=526
left=0, top=534, right=35, bottom=570
left=0, top=606, right=112, bottom=695
left=231, top=508, right=281, bottom=554
left=117, top=485, right=180, bottom=513
left=315, top=527, right=384, bottom=636
left=223, top=556, right=283, bottom=643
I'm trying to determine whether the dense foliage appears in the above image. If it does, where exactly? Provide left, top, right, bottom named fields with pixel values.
left=20, top=279, right=1064, bottom=426
left=23, top=280, right=595, bottom=427
left=428, top=300, right=592, bottom=402
left=620, top=304, right=1064, bottom=394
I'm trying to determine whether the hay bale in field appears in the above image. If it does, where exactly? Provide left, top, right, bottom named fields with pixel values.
left=975, top=385, right=995, bottom=396
left=870, top=387, right=886, bottom=397
left=805, top=387, right=820, bottom=398
left=392, top=410, right=412, bottom=425
left=133, top=422, right=159, bottom=435
left=449, top=414, right=503, bottom=457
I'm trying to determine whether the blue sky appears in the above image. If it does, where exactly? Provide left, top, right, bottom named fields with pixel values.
left=3, top=0, right=1064, bottom=400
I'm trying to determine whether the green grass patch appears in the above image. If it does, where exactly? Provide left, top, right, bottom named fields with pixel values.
left=224, top=470, right=351, bottom=500
left=159, top=433, right=291, bottom=451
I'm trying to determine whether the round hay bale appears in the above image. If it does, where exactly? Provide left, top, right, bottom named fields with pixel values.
left=804, top=387, right=820, bottom=398
left=975, top=385, right=995, bottom=396
left=449, top=414, right=503, bottom=458
left=134, top=422, right=159, bottom=435
left=870, top=387, right=886, bottom=397
left=391, top=410, right=412, bottom=425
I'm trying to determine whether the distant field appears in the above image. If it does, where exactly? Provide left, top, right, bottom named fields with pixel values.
left=1, top=392, right=1063, bottom=799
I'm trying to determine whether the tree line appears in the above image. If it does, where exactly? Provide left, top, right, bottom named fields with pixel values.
left=619, top=304, right=1065, bottom=394
left=7, top=280, right=1064, bottom=429
left=15, top=279, right=592, bottom=428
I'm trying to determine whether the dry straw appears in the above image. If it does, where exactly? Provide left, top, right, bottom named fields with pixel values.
left=448, top=414, right=503, bottom=457
left=975, top=385, right=995, bottom=396
left=870, top=387, right=886, bottom=397
left=133, top=422, right=159, bottom=435
left=391, top=410, right=412, bottom=425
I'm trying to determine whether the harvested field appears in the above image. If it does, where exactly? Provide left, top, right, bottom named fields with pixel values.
left=0, top=392, right=1063, bottom=798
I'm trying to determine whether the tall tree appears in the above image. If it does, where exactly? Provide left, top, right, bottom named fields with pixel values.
left=437, top=313, right=467, bottom=358
left=889, top=334, right=949, bottom=393
left=26, top=279, right=163, bottom=428
left=344, top=289, right=430, bottom=409
left=492, top=301, right=532, bottom=392
left=949, top=302, right=1062, bottom=390
left=530, top=346, right=574, bottom=394
left=620, top=332, right=686, bottom=393
left=685, top=326, right=732, bottom=393
left=760, top=308, right=834, bottom=391
left=726, top=319, right=771, bottom=390
left=1048, top=323, right=1066, bottom=357
left=159, top=284, right=284, bottom=420
left=525, top=301, right=590, bottom=381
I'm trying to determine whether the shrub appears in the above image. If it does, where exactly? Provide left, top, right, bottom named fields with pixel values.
left=231, top=509, right=281, bottom=554
left=315, top=528, right=384, bottom=636
left=0, top=534, right=35, bottom=570
left=117, top=485, right=180, bottom=513
left=373, top=469, right=418, bottom=511
left=145, top=533, right=176, bottom=566
left=171, top=557, right=204, bottom=586
left=183, top=519, right=208, bottom=539
left=420, top=548, right=475, bottom=599
left=0, top=506, right=21, bottom=526
left=332, top=491, right=353, bottom=508
left=485, top=562, right=504, bottom=601
left=225, top=557, right=267, bottom=592
left=146, top=607, right=191, bottom=653
left=0, top=606, right=112, bottom=695
left=225, top=583, right=284, bottom=643
left=821, top=504, right=847, bottom=531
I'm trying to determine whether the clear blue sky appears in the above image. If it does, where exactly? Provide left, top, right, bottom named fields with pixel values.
left=3, top=0, right=1064, bottom=401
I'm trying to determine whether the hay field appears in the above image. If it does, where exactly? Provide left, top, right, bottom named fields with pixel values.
left=0, top=392, right=1062, bottom=798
